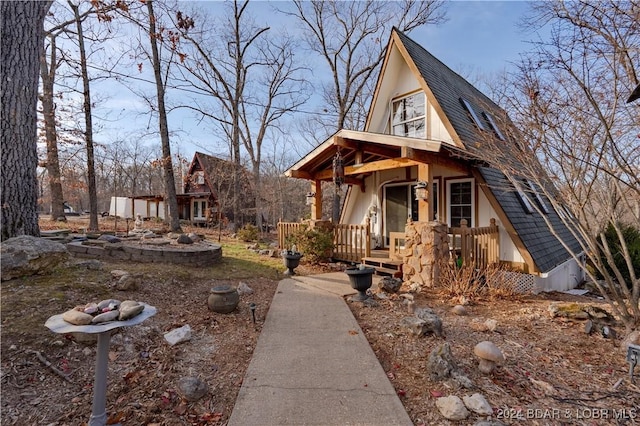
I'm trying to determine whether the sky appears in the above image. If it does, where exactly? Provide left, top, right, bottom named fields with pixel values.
left=90, top=1, right=535, bottom=164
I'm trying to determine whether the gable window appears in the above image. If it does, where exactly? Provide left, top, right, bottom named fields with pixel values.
left=195, top=171, right=205, bottom=185
left=391, top=92, right=425, bottom=138
left=460, top=98, right=486, bottom=130
left=447, top=178, right=474, bottom=227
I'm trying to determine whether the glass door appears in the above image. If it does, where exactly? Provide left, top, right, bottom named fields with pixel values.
left=384, top=185, right=418, bottom=246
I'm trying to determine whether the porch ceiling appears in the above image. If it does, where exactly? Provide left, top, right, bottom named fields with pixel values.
left=285, top=129, right=442, bottom=181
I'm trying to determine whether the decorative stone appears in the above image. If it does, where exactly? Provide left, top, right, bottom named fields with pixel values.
left=62, top=309, right=93, bottom=325
left=401, top=317, right=429, bottom=337
left=98, top=234, right=121, bottom=243
left=463, top=393, right=493, bottom=415
left=378, top=276, right=402, bottom=293
left=484, top=319, right=498, bottom=332
left=187, top=233, right=200, bottom=242
left=237, top=282, right=253, bottom=295
left=92, top=310, right=120, bottom=323
left=119, top=302, right=145, bottom=320
left=435, top=395, right=470, bottom=420
left=73, top=259, right=103, bottom=270
left=451, top=305, right=467, bottom=316
left=1, top=236, right=69, bottom=281
left=117, top=274, right=141, bottom=291
left=177, top=376, right=208, bottom=402
left=110, top=269, right=129, bottom=279
left=98, top=299, right=120, bottom=310
left=414, top=307, right=443, bottom=337
left=83, top=303, right=99, bottom=314
left=177, top=234, right=193, bottom=244
left=427, top=342, right=457, bottom=381
left=164, top=325, right=192, bottom=346
left=474, top=341, right=505, bottom=374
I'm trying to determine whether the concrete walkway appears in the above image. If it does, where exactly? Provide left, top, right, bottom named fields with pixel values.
left=227, top=273, right=413, bottom=426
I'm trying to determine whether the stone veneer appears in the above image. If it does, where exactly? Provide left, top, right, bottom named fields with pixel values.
left=66, top=241, right=222, bottom=267
left=402, top=220, right=450, bottom=288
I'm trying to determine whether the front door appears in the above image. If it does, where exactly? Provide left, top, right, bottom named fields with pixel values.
left=384, top=184, right=418, bottom=246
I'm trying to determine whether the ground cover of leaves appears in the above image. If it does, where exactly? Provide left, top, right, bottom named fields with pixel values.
left=2, top=218, right=639, bottom=425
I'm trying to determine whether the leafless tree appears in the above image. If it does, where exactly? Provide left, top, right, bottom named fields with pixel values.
left=481, top=0, right=639, bottom=331
left=2, top=1, right=52, bottom=240
left=283, top=0, right=448, bottom=221
left=171, top=1, right=310, bottom=231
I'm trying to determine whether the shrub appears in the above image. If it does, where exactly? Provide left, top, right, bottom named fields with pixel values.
left=597, top=223, right=640, bottom=289
left=286, top=225, right=334, bottom=263
left=437, top=261, right=519, bottom=301
left=237, top=224, right=259, bottom=242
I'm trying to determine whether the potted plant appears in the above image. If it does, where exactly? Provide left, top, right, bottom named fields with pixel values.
left=282, top=245, right=303, bottom=276
left=345, top=264, right=375, bottom=301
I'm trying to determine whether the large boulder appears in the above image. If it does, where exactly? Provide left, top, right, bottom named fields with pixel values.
left=1, top=236, right=69, bottom=281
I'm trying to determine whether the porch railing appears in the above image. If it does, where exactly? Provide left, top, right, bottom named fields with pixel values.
left=276, top=219, right=371, bottom=263
left=448, top=218, right=499, bottom=269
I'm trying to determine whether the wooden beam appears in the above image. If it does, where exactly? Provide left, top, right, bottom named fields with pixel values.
left=311, top=181, right=322, bottom=220
left=417, top=163, right=432, bottom=222
left=287, top=170, right=313, bottom=179
left=402, top=147, right=469, bottom=173
left=336, top=137, right=399, bottom=159
left=315, top=158, right=420, bottom=180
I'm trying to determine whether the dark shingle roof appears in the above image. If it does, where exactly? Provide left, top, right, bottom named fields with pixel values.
left=478, top=167, right=583, bottom=273
left=394, top=29, right=584, bottom=273
left=395, top=29, right=505, bottom=150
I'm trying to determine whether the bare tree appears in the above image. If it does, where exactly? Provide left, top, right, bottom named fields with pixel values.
left=172, top=1, right=310, bottom=231
left=2, top=1, right=52, bottom=240
left=482, top=0, right=639, bottom=331
left=284, top=0, right=447, bottom=221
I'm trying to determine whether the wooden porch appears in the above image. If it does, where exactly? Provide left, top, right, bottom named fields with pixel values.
left=277, top=218, right=499, bottom=276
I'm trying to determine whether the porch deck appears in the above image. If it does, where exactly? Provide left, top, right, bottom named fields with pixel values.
left=361, top=250, right=403, bottom=277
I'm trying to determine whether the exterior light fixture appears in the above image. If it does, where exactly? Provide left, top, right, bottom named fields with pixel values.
left=415, top=181, right=429, bottom=200
left=305, top=192, right=315, bottom=206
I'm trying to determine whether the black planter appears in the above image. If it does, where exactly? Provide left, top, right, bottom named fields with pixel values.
left=345, top=266, right=375, bottom=301
left=282, top=252, right=303, bottom=276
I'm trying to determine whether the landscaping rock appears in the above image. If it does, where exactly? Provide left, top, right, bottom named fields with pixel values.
left=1, top=236, right=69, bottom=281
left=463, top=393, right=493, bottom=415
left=98, top=234, right=121, bottom=243
left=451, top=305, right=467, bottom=316
left=177, top=234, right=193, bottom=244
left=401, top=317, right=429, bottom=336
left=164, top=325, right=192, bottom=346
left=427, top=342, right=457, bottom=381
left=177, top=376, right=208, bottom=402
left=117, top=273, right=142, bottom=291
left=414, top=308, right=443, bottom=337
left=73, top=259, right=103, bottom=270
left=62, top=309, right=93, bottom=325
left=435, top=395, right=469, bottom=420
left=119, top=301, right=145, bottom=320
left=92, top=310, right=120, bottom=323
left=622, top=331, right=640, bottom=352
left=187, top=233, right=200, bottom=242
left=237, top=282, right=254, bottom=295
left=378, top=276, right=402, bottom=293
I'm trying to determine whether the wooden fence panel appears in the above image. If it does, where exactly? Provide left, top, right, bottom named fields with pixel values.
left=448, top=218, right=499, bottom=269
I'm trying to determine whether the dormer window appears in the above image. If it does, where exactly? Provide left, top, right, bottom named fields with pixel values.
left=460, top=97, right=485, bottom=130
left=391, top=91, right=425, bottom=138
left=526, top=179, right=550, bottom=214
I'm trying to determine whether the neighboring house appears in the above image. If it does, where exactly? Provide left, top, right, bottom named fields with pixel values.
left=110, top=152, right=255, bottom=226
left=283, top=28, right=584, bottom=292
left=179, top=151, right=255, bottom=226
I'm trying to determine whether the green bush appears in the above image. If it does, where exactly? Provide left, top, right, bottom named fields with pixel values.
left=237, top=224, right=259, bottom=242
left=598, top=223, right=640, bottom=288
left=286, top=225, right=334, bottom=263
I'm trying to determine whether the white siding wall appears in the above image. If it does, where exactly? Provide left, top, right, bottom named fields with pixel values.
left=534, top=257, right=585, bottom=292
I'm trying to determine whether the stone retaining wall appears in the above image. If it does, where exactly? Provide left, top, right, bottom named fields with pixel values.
left=402, top=221, right=450, bottom=289
left=67, top=241, right=222, bottom=267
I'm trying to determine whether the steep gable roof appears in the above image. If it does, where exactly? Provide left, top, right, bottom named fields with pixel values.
left=392, top=28, right=517, bottom=153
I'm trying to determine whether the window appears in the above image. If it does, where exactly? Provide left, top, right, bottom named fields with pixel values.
left=483, top=112, right=506, bottom=141
left=514, top=180, right=535, bottom=214
left=526, top=179, right=550, bottom=214
left=391, top=92, right=426, bottom=138
left=195, top=171, right=205, bottom=185
left=447, top=179, right=474, bottom=226
left=460, top=98, right=485, bottom=130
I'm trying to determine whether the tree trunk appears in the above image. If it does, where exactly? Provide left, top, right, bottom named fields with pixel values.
left=146, top=0, right=181, bottom=232
left=40, top=34, right=66, bottom=221
left=70, top=2, right=99, bottom=231
left=1, top=1, right=51, bottom=241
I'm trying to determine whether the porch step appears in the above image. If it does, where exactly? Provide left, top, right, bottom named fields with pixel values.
left=362, top=257, right=403, bottom=277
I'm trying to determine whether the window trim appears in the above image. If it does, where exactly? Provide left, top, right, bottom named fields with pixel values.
left=526, top=179, right=550, bottom=214
left=514, top=180, right=535, bottom=214
left=391, top=91, right=426, bottom=138
left=460, top=97, right=486, bottom=130
left=446, top=178, right=475, bottom=227
left=483, top=111, right=506, bottom=141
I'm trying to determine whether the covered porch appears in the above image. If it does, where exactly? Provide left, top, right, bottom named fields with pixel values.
left=280, top=129, right=500, bottom=276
